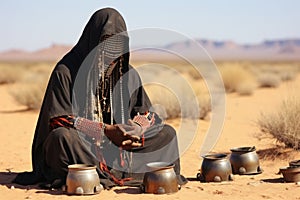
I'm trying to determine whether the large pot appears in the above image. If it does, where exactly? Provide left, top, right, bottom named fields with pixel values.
left=197, top=153, right=233, bottom=182
left=229, top=146, right=262, bottom=175
left=142, top=162, right=179, bottom=194
left=279, top=166, right=300, bottom=182
left=279, top=159, right=300, bottom=182
left=66, top=164, right=102, bottom=195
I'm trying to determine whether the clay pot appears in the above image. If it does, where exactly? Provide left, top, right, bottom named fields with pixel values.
left=229, top=146, right=262, bottom=175
left=197, top=153, right=233, bottom=182
left=66, top=164, right=102, bottom=195
left=280, top=166, right=300, bottom=182
left=142, top=162, right=179, bottom=194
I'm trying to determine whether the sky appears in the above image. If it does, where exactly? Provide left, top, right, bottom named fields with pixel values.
left=1, top=0, right=300, bottom=51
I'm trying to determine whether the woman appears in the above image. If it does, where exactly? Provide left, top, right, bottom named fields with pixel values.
left=14, top=7, right=187, bottom=189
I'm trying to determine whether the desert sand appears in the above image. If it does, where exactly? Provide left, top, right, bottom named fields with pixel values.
left=0, top=74, right=300, bottom=200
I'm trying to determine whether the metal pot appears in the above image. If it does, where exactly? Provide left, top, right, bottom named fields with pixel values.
left=229, top=146, right=262, bottom=175
left=142, top=162, right=179, bottom=194
left=280, top=166, right=300, bottom=182
left=197, top=153, right=233, bottom=182
left=66, top=164, right=102, bottom=195
left=289, top=159, right=300, bottom=167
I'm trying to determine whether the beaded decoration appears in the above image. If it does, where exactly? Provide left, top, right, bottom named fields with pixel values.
left=74, top=117, right=105, bottom=145
left=133, top=112, right=155, bottom=132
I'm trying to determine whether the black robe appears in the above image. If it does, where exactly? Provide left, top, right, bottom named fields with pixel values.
left=13, top=7, right=185, bottom=189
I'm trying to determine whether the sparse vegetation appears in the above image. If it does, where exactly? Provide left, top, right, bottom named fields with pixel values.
left=144, top=84, right=181, bottom=119
left=257, top=96, right=300, bottom=149
left=1, top=62, right=51, bottom=110
left=194, top=80, right=211, bottom=120
left=218, top=64, right=257, bottom=95
left=1, top=61, right=300, bottom=117
left=141, top=65, right=212, bottom=120
left=257, top=73, right=281, bottom=88
left=9, top=83, right=46, bottom=110
left=0, top=64, right=23, bottom=84
left=235, top=80, right=258, bottom=95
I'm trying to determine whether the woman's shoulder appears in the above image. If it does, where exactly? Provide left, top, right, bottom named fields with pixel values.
left=49, top=63, right=73, bottom=81
left=54, top=63, right=70, bottom=72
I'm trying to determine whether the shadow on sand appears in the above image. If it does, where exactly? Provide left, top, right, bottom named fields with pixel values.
left=0, top=108, right=31, bottom=114
left=261, top=177, right=284, bottom=184
left=0, top=171, right=65, bottom=195
left=256, top=146, right=295, bottom=160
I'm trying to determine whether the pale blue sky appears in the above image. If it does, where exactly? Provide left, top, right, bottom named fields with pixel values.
left=1, top=0, right=299, bottom=51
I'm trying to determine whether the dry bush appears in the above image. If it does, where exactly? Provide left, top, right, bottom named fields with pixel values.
left=249, top=63, right=298, bottom=87
left=145, top=80, right=211, bottom=120
left=218, top=65, right=257, bottom=95
left=193, top=80, right=211, bottom=120
left=5, top=62, right=51, bottom=110
left=236, top=79, right=258, bottom=96
left=0, top=64, right=23, bottom=84
left=279, top=71, right=296, bottom=81
left=257, top=96, right=300, bottom=149
left=257, top=73, right=281, bottom=88
left=0, top=61, right=53, bottom=85
left=142, top=66, right=209, bottom=120
left=186, top=67, right=203, bottom=81
left=9, top=82, right=46, bottom=110
left=144, top=84, right=180, bottom=119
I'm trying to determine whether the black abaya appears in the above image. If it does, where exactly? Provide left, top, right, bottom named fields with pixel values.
left=13, top=7, right=186, bottom=189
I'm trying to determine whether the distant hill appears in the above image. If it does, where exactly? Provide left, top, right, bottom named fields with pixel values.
left=0, top=44, right=72, bottom=62
left=1, top=39, right=300, bottom=61
left=154, top=39, right=300, bottom=61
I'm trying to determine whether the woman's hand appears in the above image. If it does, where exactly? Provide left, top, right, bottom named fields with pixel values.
left=104, top=123, right=142, bottom=150
left=123, top=119, right=143, bottom=137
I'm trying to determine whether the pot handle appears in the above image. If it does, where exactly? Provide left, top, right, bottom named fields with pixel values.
left=249, top=146, right=256, bottom=151
left=196, top=172, right=205, bottom=182
left=140, top=184, right=145, bottom=193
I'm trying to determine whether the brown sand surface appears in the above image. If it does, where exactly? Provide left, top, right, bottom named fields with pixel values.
left=0, top=76, right=300, bottom=200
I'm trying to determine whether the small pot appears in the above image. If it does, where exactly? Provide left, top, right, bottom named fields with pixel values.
left=197, top=153, right=233, bottom=182
left=280, top=166, right=300, bottom=182
left=229, top=146, right=262, bottom=175
left=142, top=162, right=179, bottom=194
left=66, top=164, right=102, bottom=195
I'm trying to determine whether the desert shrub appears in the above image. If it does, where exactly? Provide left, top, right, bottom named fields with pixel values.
left=0, top=62, right=53, bottom=85
left=186, top=67, right=203, bottom=81
left=257, top=73, right=281, bottom=88
left=197, top=93, right=211, bottom=120
left=0, top=65, right=23, bottom=84
left=145, top=81, right=211, bottom=120
left=142, top=67, right=205, bottom=119
left=257, top=96, right=300, bottom=149
left=144, top=84, right=180, bottom=119
left=193, top=80, right=211, bottom=120
left=7, top=62, right=50, bottom=110
left=219, top=65, right=257, bottom=95
left=278, top=71, right=296, bottom=81
left=9, top=82, right=46, bottom=110
left=236, top=80, right=258, bottom=96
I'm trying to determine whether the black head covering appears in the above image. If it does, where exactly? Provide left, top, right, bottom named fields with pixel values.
left=59, top=7, right=129, bottom=72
